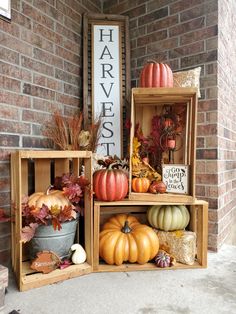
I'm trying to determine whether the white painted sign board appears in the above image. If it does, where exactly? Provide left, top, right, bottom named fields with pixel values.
left=92, top=24, right=122, bottom=157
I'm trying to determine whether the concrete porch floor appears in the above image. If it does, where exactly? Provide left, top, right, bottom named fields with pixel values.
left=2, top=244, right=236, bottom=314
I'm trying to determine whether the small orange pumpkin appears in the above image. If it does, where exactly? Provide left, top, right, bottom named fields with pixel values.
left=132, top=177, right=150, bottom=193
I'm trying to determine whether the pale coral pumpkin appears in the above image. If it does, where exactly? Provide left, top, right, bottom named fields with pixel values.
left=139, top=62, right=173, bottom=87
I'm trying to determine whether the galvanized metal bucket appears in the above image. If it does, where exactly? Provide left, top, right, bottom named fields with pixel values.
left=29, top=220, right=78, bottom=259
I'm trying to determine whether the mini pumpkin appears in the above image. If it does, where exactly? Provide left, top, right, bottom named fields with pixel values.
left=132, top=177, right=150, bottom=193
left=147, top=205, right=190, bottom=231
left=155, top=250, right=171, bottom=268
left=99, top=214, right=159, bottom=265
left=93, top=168, right=128, bottom=201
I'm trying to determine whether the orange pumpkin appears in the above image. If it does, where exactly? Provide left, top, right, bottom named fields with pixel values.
left=28, top=186, right=71, bottom=210
left=132, top=177, right=150, bottom=193
left=99, top=214, right=159, bottom=265
left=139, top=61, right=173, bottom=87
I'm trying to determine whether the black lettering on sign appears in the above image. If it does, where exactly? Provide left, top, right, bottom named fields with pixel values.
left=101, top=142, right=115, bottom=156
left=102, top=121, right=114, bottom=138
left=100, top=83, right=114, bottom=98
left=99, top=29, right=113, bottom=42
left=101, top=64, right=114, bottom=78
left=101, top=102, right=114, bottom=117
left=100, top=46, right=113, bottom=59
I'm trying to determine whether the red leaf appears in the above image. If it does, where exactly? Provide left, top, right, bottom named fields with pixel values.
left=21, top=223, right=38, bottom=242
left=52, top=217, right=62, bottom=231
left=63, top=185, right=82, bottom=203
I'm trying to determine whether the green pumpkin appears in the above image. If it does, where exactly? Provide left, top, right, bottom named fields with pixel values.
left=147, top=205, right=190, bottom=231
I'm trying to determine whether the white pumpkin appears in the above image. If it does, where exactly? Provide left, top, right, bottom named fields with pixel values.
left=71, top=244, right=87, bottom=264
left=147, top=205, right=190, bottom=231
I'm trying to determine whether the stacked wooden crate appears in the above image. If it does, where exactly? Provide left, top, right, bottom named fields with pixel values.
left=93, top=87, right=208, bottom=272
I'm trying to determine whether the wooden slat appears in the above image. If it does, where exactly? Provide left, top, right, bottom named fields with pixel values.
left=54, top=159, right=70, bottom=177
left=34, top=159, right=51, bottom=192
left=196, top=203, right=208, bottom=267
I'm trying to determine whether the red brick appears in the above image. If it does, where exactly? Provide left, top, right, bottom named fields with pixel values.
left=0, top=177, right=10, bottom=191
left=137, top=30, right=167, bottom=47
left=104, top=0, right=144, bottom=15
left=56, top=1, right=81, bottom=21
left=56, top=93, right=79, bottom=107
left=64, top=83, right=80, bottom=97
left=22, top=136, right=50, bottom=148
left=12, top=9, right=32, bottom=29
left=63, top=16, right=81, bottom=34
left=55, top=46, right=80, bottom=65
left=81, top=0, right=101, bottom=12
left=0, top=47, right=19, bottom=64
left=169, top=41, right=204, bottom=59
left=0, top=249, right=11, bottom=266
left=180, top=26, right=218, bottom=45
left=0, top=32, right=32, bottom=56
left=22, top=109, right=51, bottom=124
left=0, top=61, right=32, bottom=82
left=0, top=19, right=20, bottom=37
left=0, top=135, right=19, bottom=147
left=34, top=48, right=63, bottom=69
left=55, top=69, right=80, bottom=86
left=64, top=61, right=80, bottom=76
left=23, top=83, right=55, bottom=100
left=33, top=0, right=64, bottom=22
left=0, top=163, right=10, bottom=177
left=170, top=0, right=205, bottom=14
left=0, top=120, right=31, bottom=134
left=0, top=91, right=31, bottom=108
left=33, top=99, right=63, bottom=113
left=196, top=137, right=205, bottom=148
left=21, top=56, right=54, bottom=76
left=33, top=74, right=63, bottom=92
left=137, top=51, right=168, bottom=67
left=169, top=17, right=205, bottom=37
left=148, top=38, right=178, bottom=54
left=56, top=23, right=80, bottom=43
left=0, top=75, right=21, bottom=93
left=181, top=50, right=217, bottom=68
left=147, top=15, right=178, bottom=33
left=22, top=2, right=54, bottom=29
left=198, top=99, right=217, bottom=112
left=33, top=22, right=63, bottom=45
left=21, top=28, right=54, bottom=53
left=138, top=7, right=168, bottom=26
left=196, top=149, right=218, bottom=160
left=206, top=86, right=217, bottom=99
left=180, top=1, right=218, bottom=22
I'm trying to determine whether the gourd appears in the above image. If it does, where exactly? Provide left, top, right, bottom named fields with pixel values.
left=139, top=61, right=173, bottom=87
left=155, top=250, right=171, bottom=268
left=28, top=186, right=71, bottom=209
left=99, top=214, right=159, bottom=265
left=132, top=177, right=150, bottom=193
left=93, top=167, right=128, bottom=201
left=71, top=244, right=87, bottom=264
left=147, top=205, right=190, bottom=231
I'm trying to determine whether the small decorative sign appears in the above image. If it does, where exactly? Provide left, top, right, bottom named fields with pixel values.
left=162, top=164, right=189, bottom=194
left=0, top=0, right=11, bottom=21
left=31, top=251, right=61, bottom=274
left=92, top=23, right=122, bottom=157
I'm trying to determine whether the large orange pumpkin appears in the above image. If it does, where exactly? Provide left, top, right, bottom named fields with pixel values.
left=93, top=168, right=128, bottom=201
left=139, top=61, right=173, bottom=87
left=99, top=214, right=159, bottom=265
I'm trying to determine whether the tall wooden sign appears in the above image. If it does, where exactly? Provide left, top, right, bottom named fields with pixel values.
left=83, top=13, right=130, bottom=158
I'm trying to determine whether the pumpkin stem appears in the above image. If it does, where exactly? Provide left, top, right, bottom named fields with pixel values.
left=46, top=185, right=54, bottom=195
left=121, top=221, right=132, bottom=233
left=108, top=162, right=122, bottom=170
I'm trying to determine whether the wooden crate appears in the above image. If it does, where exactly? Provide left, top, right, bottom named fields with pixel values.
left=93, top=199, right=208, bottom=272
left=11, top=150, right=93, bottom=291
left=129, top=87, right=198, bottom=203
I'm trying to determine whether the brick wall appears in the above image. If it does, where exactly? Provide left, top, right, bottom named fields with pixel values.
left=103, top=0, right=222, bottom=250
left=217, top=0, right=236, bottom=247
left=0, top=0, right=101, bottom=265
